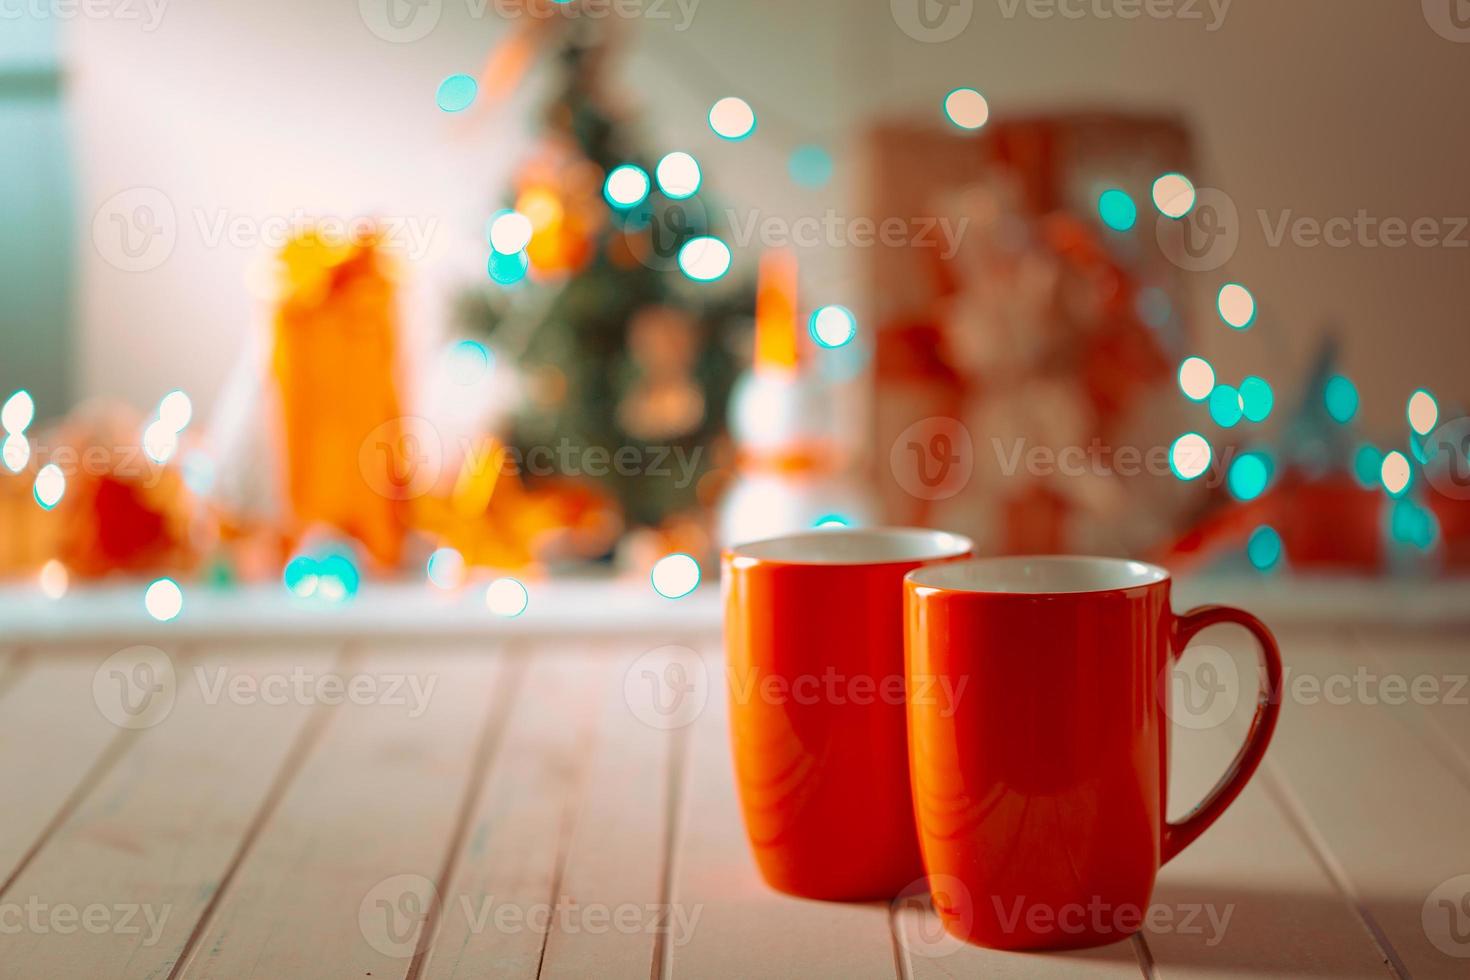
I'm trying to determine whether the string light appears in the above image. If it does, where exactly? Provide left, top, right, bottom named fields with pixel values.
left=1380, top=450, right=1411, bottom=497
left=1239, top=376, right=1274, bottom=423
left=1209, top=384, right=1243, bottom=428
left=488, top=211, right=534, bottom=254
left=809, top=305, right=857, bottom=349
left=1151, top=173, right=1196, bottom=219
left=708, top=97, right=756, bottom=141
left=651, top=553, right=701, bottom=599
left=1247, top=525, right=1283, bottom=571
left=1217, top=284, right=1256, bottom=330
left=655, top=152, right=702, bottom=200
left=1228, top=453, right=1271, bottom=501
left=2, top=433, right=29, bottom=473
left=158, top=389, right=192, bottom=432
left=436, top=74, right=478, bottom=112
left=1324, top=375, right=1359, bottom=424
left=943, top=88, right=989, bottom=130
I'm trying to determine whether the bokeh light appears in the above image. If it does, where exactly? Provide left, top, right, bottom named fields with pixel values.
left=943, top=88, right=989, bottom=130
left=788, top=145, right=833, bottom=188
left=655, top=151, right=702, bottom=199
left=603, top=164, right=651, bottom=209
left=436, top=74, right=478, bottom=112
left=2, top=432, right=29, bottom=473
left=651, top=553, right=701, bottom=599
left=1247, top=525, right=1283, bottom=571
left=1390, top=498, right=1438, bottom=549
left=1169, top=432, right=1212, bottom=481
left=1097, top=189, right=1137, bottom=232
left=1407, top=389, right=1438, bottom=436
left=1353, top=444, right=1384, bottom=488
left=1228, top=453, right=1270, bottom=501
left=1178, top=356, right=1215, bottom=402
left=813, top=513, right=852, bottom=528
left=1217, top=283, right=1256, bottom=330
left=143, top=419, right=180, bottom=464
left=809, top=305, right=857, bottom=349
left=447, top=339, right=492, bottom=384
left=2, top=389, right=35, bottom=434
left=144, top=578, right=183, bottom=622
left=1380, top=450, right=1411, bottom=496
left=1209, top=384, right=1243, bottom=428
left=1324, top=374, right=1359, bottom=423
left=1151, top=173, right=1196, bottom=219
left=677, top=236, right=732, bottom=282
left=158, top=389, right=192, bottom=432
left=1239, top=376, right=1274, bottom=423
left=38, top=559, right=68, bottom=600
left=33, top=463, right=65, bottom=510
left=488, top=248, right=529, bottom=285
left=489, top=211, right=534, bottom=254
left=427, top=547, right=467, bottom=590
left=708, top=97, right=756, bottom=141
left=486, top=577, right=529, bottom=618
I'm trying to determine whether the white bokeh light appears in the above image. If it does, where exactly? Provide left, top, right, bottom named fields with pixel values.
left=1381, top=451, right=1411, bottom=496
left=158, top=390, right=192, bottom=432
left=489, top=211, right=534, bottom=254
left=1151, top=173, right=1197, bottom=219
left=708, top=97, right=756, bottom=141
left=33, top=463, right=65, bottom=509
left=2, top=432, right=30, bottom=473
left=143, top=419, right=180, bottom=464
left=655, top=152, right=702, bottom=200
left=943, top=88, right=989, bottom=130
left=1217, top=284, right=1256, bottom=329
left=39, top=560, right=68, bottom=600
left=145, top=578, right=184, bottom=622
left=2, top=390, right=34, bottom=434
left=1178, top=356, right=1216, bottom=401
left=604, top=165, right=651, bottom=208
left=651, top=553, right=701, bottom=599
left=809, top=305, right=857, bottom=349
left=486, top=577, right=529, bottom=618
left=678, top=237, right=732, bottom=282
left=1408, top=390, right=1438, bottom=436
left=1171, top=433, right=1212, bottom=481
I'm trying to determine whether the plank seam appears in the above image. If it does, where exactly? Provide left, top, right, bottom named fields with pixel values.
left=164, top=643, right=355, bottom=980
left=651, top=720, right=691, bottom=980
left=406, top=645, right=530, bottom=980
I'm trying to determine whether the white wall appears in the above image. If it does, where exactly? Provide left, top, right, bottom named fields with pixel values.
left=64, top=0, right=1470, bottom=445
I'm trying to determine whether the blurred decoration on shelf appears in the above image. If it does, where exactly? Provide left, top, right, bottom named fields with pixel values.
left=869, top=113, right=1192, bottom=556
left=0, top=402, right=208, bottom=580
left=456, top=12, right=753, bottom=566
left=268, top=229, right=412, bottom=571
left=717, top=249, right=874, bottom=546
left=1157, top=335, right=1470, bottom=575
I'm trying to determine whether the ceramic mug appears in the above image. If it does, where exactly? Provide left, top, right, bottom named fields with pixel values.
left=904, top=555, right=1282, bottom=950
left=723, top=527, right=973, bottom=900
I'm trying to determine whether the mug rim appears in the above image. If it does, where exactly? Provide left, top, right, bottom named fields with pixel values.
left=905, top=555, right=1170, bottom=597
left=724, top=526, right=974, bottom=568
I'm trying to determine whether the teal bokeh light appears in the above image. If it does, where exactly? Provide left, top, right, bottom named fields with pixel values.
left=1239, top=376, right=1273, bottom=423
left=1247, top=525, right=1283, bottom=571
left=1353, top=444, right=1384, bottom=488
left=1324, top=375, right=1359, bottom=424
left=789, top=145, right=833, bottom=188
left=436, top=74, right=478, bottom=112
left=1209, top=384, right=1243, bottom=428
left=1097, top=189, right=1137, bottom=232
left=488, top=249, right=529, bottom=285
left=1228, top=453, right=1270, bottom=501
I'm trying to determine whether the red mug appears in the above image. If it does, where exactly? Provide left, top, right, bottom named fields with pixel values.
left=723, top=527, right=973, bottom=900
left=904, top=556, right=1282, bottom=950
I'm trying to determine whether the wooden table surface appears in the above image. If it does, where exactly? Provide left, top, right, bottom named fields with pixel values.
left=0, top=622, right=1467, bottom=978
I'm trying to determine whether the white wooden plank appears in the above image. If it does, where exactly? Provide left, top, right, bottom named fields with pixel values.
left=419, top=649, right=613, bottom=980
left=1263, top=628, right=1470, bottom=978
left=0, top=644, right=336, bottom=980
left=892, top=901, right=1144, bottom=979
left=1144, top=623, right=1395, bottom=979
left=0, top=647, right=145, bottom=889
left=1348, top=627, right=1470, bottom=789
left=667, top=649, right=898, bottom=979
left=538, top=643, right=681, bottom=980
left=174, top=647, right=507, bottom=979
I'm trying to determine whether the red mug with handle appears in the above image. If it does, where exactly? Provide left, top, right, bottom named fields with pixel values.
left=904, top=556, right=1282, bottom=950
left=723, top=527, right=973, bottom=900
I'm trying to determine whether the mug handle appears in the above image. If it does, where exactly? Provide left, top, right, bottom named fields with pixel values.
left=1162, top=604, right=1284, bottom=864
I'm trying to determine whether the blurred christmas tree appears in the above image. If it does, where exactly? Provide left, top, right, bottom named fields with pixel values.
left=458, top=17, right=752, bottom=534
